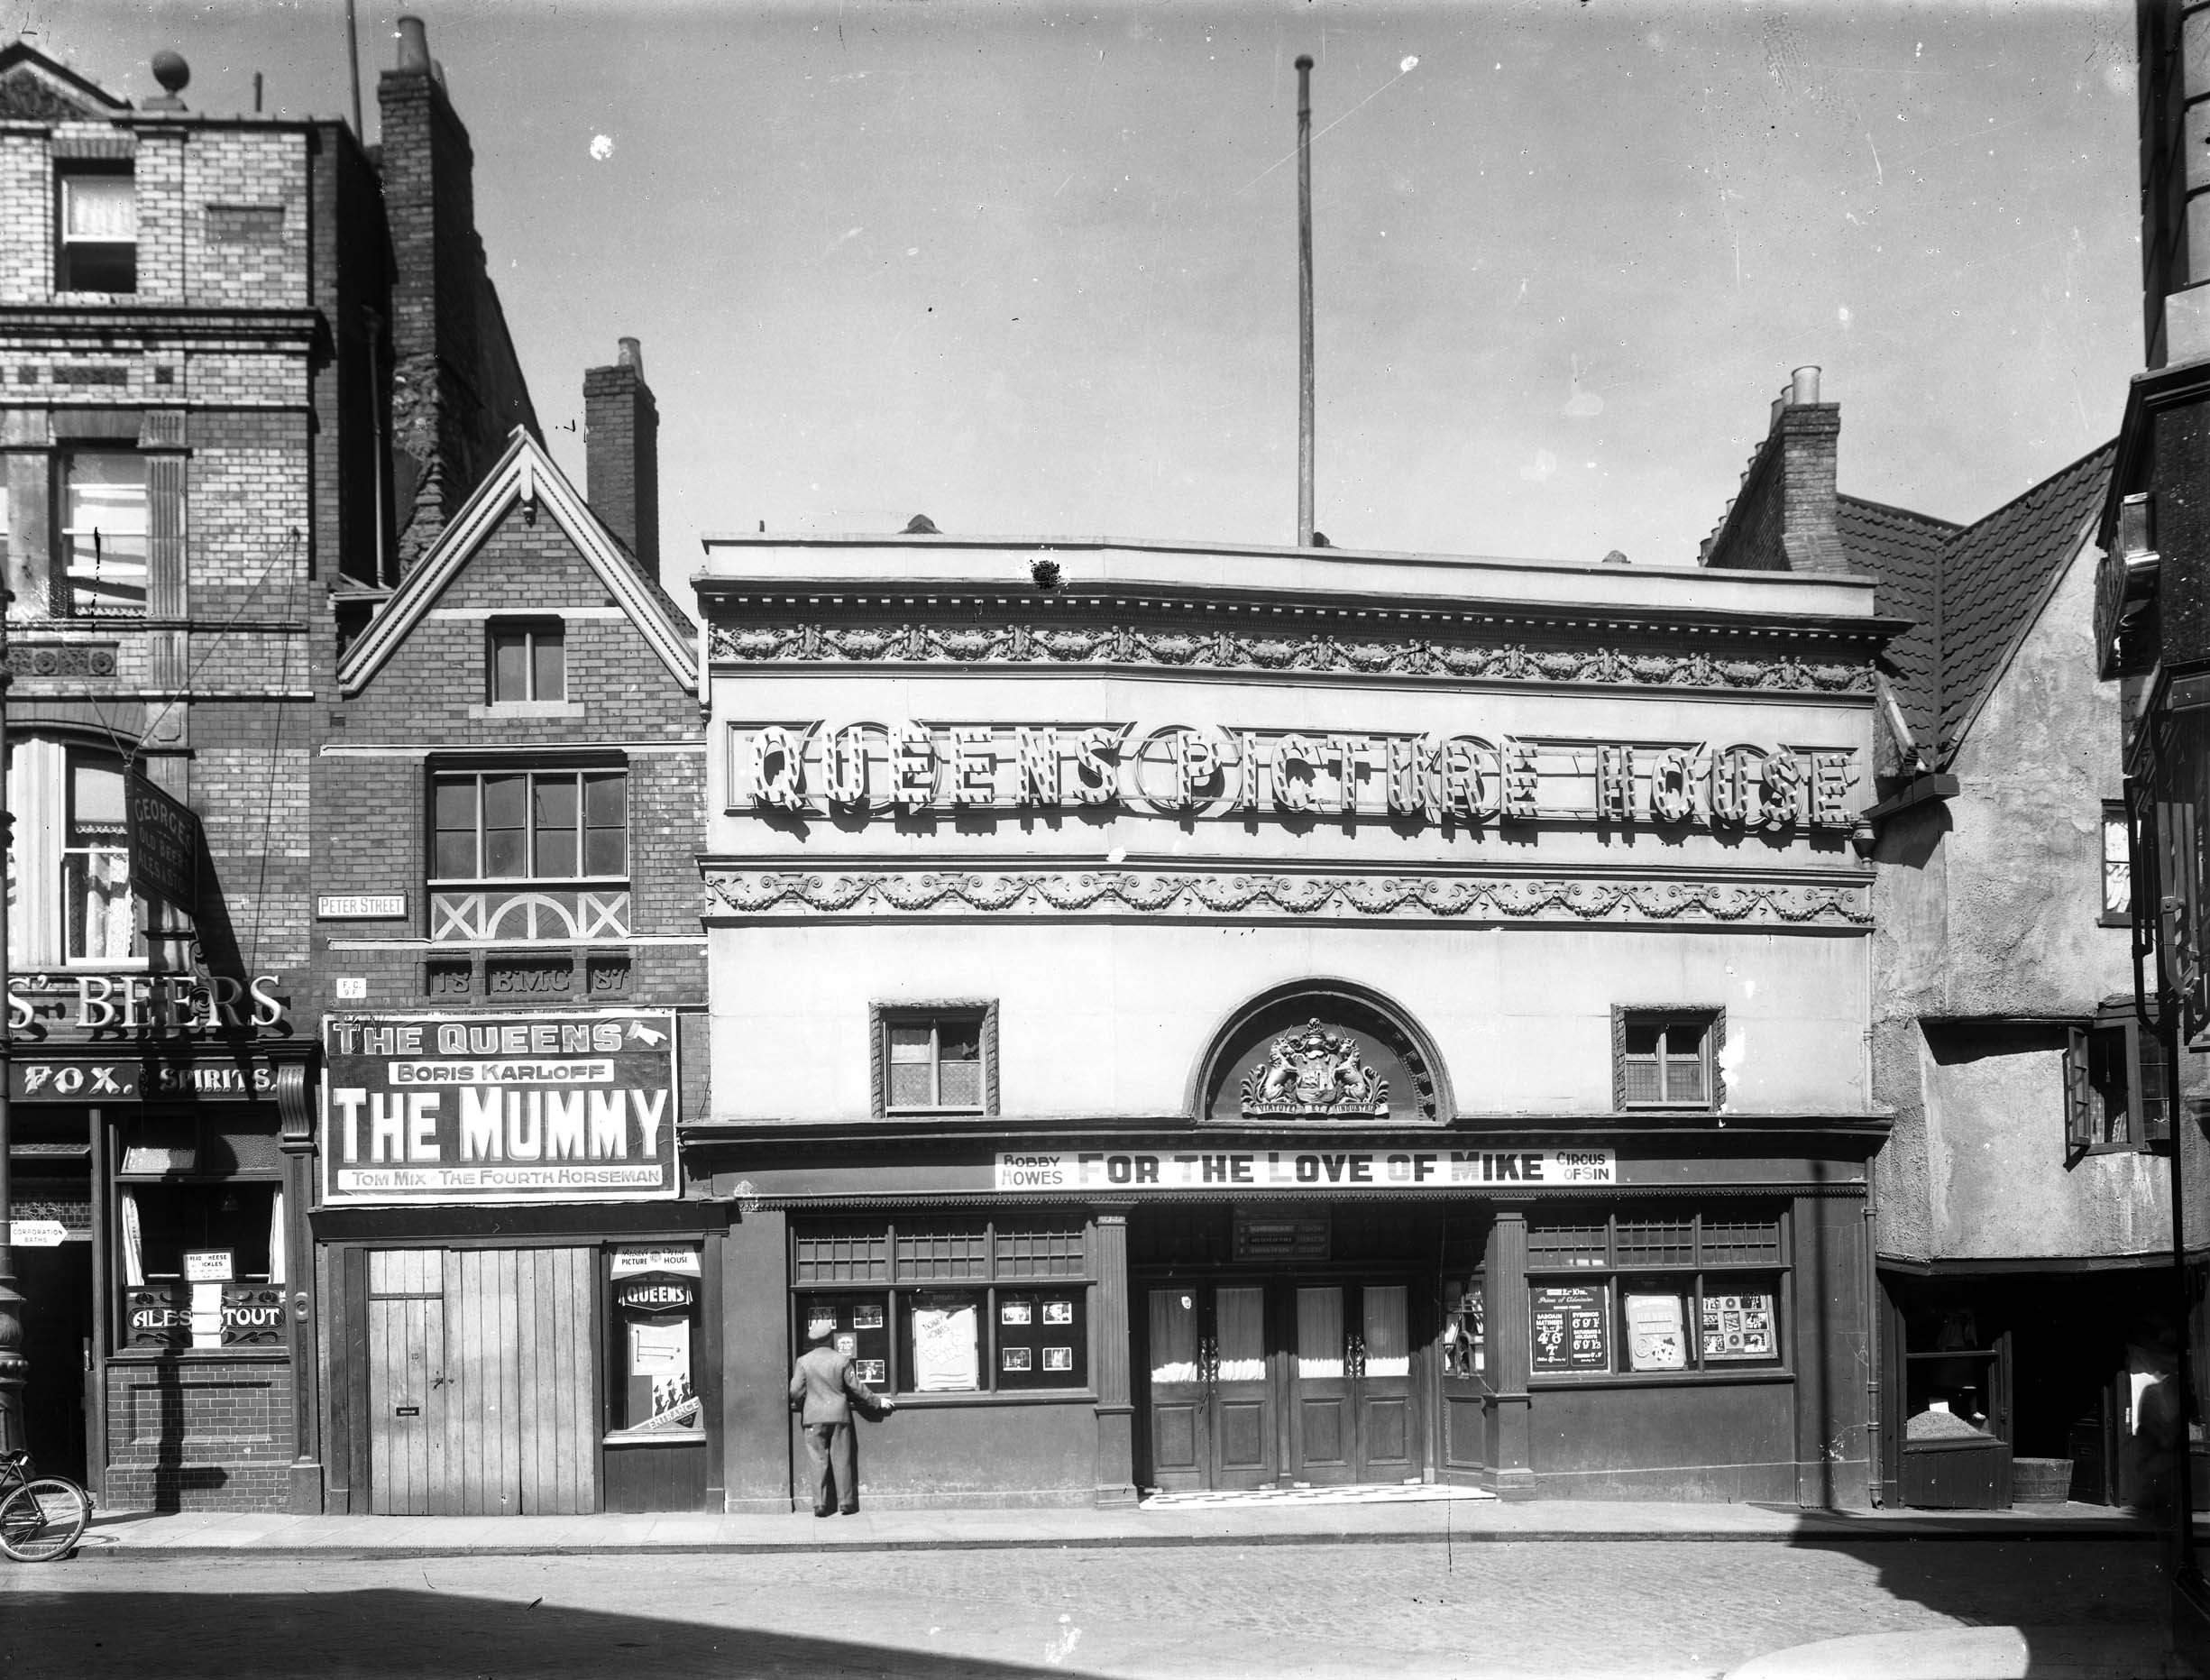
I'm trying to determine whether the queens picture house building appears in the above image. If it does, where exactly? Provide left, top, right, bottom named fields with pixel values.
left=690, top=483, right=1897, bottom=1509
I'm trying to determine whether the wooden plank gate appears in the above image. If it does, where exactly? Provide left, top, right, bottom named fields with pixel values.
left=367, top=1247, right=598, bottom=1515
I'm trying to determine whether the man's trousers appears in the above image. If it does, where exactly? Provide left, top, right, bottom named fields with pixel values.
left=802, top=1420, right=857, bottom=1514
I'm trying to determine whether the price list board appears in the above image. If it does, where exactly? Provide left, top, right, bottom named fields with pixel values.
left=1530, top=1283, right=1610, bottom=1375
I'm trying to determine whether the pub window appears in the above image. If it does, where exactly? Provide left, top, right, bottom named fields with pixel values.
left=59, top=167, right=136, bottom=293
left=2066, top=1002, right=2169, bottom=1154
left=1614, top=1008, right=1721, bottom=1110
left=430, top=767, right=628, bottom=883
left=60, top=451, right=150, bottom=616
left=487, top=620, right=564, bottom=705
left=5, top=737, right=145, bottom=968
left=116, top=1173, right=285, bottom=1352
left=2102, top=803, right=2132, bottom=927
left=1527, top=1207, right=1786, bottom=1381
left=873, top=1002, right=995, bottom=1116
left=791, top=1215, right=1089, bottom=1398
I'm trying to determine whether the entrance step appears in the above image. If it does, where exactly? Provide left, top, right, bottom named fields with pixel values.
left=1140, top=1483, right=1496, bottom=1510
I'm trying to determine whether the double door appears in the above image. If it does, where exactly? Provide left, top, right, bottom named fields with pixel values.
left=1143, top=1277, right=1417, bottom=1490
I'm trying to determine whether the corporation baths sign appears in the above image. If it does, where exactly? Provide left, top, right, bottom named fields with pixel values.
left=729, top=721, right=1857, bottom=832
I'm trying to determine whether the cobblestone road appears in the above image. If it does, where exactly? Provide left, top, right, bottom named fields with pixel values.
left=0, top=1538, right=2173, bottom=1679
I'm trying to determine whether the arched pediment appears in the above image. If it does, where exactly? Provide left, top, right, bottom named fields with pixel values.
left=1190, top=980, right=1450, bottom=1125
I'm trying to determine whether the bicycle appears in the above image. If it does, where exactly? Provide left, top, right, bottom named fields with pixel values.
left=0, top=1448, right=89, bottom=1563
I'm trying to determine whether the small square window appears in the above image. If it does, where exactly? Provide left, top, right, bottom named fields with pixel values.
left=488, top=620, right=564, bottom=703
left=875, top=1005, right=995, bottom=1115
left=1614, top=1008, right=1721, bottom=1110
left=60, top=170, right=136, bottom=293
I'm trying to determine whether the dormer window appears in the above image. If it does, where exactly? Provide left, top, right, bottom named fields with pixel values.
left=59, top=167, right=135, bottom=293
left=488, top=619, right=564, bottom=705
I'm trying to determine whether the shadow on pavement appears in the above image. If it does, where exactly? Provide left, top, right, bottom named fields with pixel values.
left=1766, top=1536, right=2185, bottom=1678
left=0, top=1584, right=1103, bottom=1680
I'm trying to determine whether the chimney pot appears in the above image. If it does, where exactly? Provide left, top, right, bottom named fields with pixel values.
left=396, top=16, right=431, bottom=72
left=1790, top=364, right=1821, bottom=406
left=618, top=336, right=643, bottom=377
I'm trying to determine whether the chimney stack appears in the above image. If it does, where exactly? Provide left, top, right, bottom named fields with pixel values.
left=584, top=337, right=660, bottom=573
left=1700, top=367, right=1846, bottom=574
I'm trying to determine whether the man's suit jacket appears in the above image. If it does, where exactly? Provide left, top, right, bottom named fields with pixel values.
left=789, top=1343, right=876, bottom=1426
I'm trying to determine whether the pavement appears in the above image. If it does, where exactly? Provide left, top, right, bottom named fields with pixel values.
left=60, top=1491, right=2180, bottom=1558
left=19, top=1494, right=2197, bottom=1678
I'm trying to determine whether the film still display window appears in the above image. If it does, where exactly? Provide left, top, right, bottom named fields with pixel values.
left=1527, top=1208, right=1786, bottom=1380
left=610, top=1246, right=703, bottom=1436
left=792, top=1215, right=1089, bottom=1397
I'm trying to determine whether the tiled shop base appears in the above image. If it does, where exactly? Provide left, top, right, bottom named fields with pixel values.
left=1140, top=1482, right=1498, bottom=1509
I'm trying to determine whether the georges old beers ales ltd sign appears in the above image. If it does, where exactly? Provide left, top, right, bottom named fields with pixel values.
left=323, top=1011, right=678, bottom=1206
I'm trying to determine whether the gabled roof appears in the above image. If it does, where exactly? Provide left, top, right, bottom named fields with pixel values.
left=1838, top=443, right=2114, bottom=770
left=0, top=41, right=129, bottom=119
left=1934, top=442, right=2114, bottom=754
left=339, top=427, right=697, bottom=696
left=1839, top=495, right=1960, bottom=758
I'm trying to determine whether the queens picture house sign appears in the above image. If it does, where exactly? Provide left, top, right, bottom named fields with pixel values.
left=322, top=1010, right=679, bottom=1206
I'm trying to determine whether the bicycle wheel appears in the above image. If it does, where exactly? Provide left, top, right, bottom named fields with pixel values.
left=0, top=1476, right=89, bottom=1562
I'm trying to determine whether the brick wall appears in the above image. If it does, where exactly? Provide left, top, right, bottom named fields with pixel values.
left=378, top=64, right=537, bottom=570
left=104, top=1357, right=296, bottom=1512
left=316, top=497, right=706, bottom=1118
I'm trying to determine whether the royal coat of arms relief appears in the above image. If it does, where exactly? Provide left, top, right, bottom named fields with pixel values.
left=1239, top=1019, right=1389, bottom=1118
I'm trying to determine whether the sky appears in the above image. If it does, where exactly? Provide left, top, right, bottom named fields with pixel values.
left=22, top=1, right=2149, bottom=607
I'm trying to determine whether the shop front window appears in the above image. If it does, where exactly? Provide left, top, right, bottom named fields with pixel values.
left=117, top=1176, right=284, bottom=1351
left=792, top=1216, right=1089, bottom=1397
left=1527, top=1208, right=1786, bottom=1381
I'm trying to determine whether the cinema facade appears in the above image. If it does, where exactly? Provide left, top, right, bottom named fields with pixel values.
left=691, top=534, right=1893, bottom=1508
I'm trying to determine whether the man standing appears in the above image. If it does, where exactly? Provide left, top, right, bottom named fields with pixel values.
left=789, top=1318, right=894, bottom=1516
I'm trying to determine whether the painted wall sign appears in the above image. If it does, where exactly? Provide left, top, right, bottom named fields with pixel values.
left=7, top=972, right=288, bottom=1037
left=729, top=721, right=1857, bottom=832
left=992, top=1147, right=1615, bottom=1192
left=322, top=1010, right=680, bottom=1206
left=11, top=1055, right=277, bottom=1103
left=318, top=895, right=408, bottom=920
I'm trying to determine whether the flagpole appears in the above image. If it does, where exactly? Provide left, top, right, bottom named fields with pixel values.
left=1296, top=53, right=1316, bottom=548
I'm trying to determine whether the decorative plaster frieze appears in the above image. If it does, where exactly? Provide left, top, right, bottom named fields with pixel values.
left=5, top=642, right=118, bottom=678
left=707, top=619, right=1873, bottom=695
left=702, top=869, right=1872, bottom=926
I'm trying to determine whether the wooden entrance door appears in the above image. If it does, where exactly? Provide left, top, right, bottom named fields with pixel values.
left=367, top=1247, right=599, bottom=1515
left=1143, top=1282, right=1276, bottom=1491
left=1288, top=1281, right=1417, bottom=1484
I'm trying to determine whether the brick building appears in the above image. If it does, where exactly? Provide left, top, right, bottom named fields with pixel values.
left=0, top=18, right=536, bottom=1512
left=312, top=344, right=714, bottom=1516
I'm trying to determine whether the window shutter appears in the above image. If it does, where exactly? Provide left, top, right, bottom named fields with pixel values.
left=2137, top=1021, right=2172, bottom=1147
left=2063, top=1026, right=2094, bottom=1152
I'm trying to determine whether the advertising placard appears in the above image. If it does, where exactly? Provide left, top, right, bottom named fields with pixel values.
left=322, top=1011, right=679, bottom=1205
left=124, top=770, right=200, bottom=910
left=1530, top=1284, right=1610, bottom=1374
